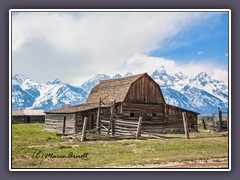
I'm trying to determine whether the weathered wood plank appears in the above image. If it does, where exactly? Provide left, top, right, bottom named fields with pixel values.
left=136, top=117, right=142, bottom=139
left=182, top=112, right=189, bottom=139
left=81, top=117, right=88, bottom=142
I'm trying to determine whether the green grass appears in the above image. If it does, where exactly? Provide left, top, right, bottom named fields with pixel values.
left=12, top=123, right=228, bottom=168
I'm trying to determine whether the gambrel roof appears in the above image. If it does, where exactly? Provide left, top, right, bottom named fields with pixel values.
left=86, top=73, right=146, bottom=104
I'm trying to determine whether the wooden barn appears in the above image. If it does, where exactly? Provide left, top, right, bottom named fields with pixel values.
left=12, top=109, right=45, bottom=124
left=45, top=73, right=199, bottom=135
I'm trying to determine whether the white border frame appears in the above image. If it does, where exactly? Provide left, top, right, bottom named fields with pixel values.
left=9, top=9, right=231, bottom=171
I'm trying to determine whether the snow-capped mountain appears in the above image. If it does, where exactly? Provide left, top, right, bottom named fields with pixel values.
left=151, top=67, right=228, bottom=114
left=112, top=74, right=122, bottom=79
left=81, top=74, right=110, bottom=93
left=12, top=75, right=87, bottom=110
left=124, top=72, right=133, bottom=77
left=12, top=68, right=228, bottom=114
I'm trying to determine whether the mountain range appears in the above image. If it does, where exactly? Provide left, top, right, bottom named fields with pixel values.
left=12, top=67, right=228, bottom=114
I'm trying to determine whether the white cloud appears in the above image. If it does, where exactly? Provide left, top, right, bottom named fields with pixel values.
left=12, top=11, right=225, bottom=85
left=121, top=54, right=228, bottom=83
left=197, top=51, right=204, bottom=55
left=212, top=69, right=228, bottom=83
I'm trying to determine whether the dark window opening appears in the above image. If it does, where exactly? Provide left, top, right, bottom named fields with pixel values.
left=152, top=113, right=157, bottom=117
left=26, top=116, right=30, bottom=123
left=130, top=113, right=135, bottom=117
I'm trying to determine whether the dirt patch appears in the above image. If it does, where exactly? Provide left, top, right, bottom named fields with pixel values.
left=103, top=158, right=228, bottom=168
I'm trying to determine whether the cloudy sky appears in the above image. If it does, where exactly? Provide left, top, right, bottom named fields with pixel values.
left=11, top=11, right=229, bottom=85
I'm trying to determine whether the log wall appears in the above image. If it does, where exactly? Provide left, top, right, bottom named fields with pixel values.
left=122, top=103, right=198, bottom=133
left=75, top=108, right=99, bottom=133
left=45, top=113, right=75, bottom=134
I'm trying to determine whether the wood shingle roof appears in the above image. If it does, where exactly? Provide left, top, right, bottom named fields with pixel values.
left=86, top=73, right=145, bottom=104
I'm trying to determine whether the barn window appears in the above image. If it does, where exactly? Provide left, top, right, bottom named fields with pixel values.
left=130, top=113, right=135, bottom=117
left=152, top=113, right=157, bottom=117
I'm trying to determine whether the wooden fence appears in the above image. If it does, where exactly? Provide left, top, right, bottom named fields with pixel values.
left=80, top=116, right=142, bottom=142
left=198, top=108, right=228, bottom=131
left=78, top=98, right=143, bottom=141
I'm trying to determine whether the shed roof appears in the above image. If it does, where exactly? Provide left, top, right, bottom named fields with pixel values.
left=86, top=73, right=145, bottom=104
left=45, top=103, right=98, bottom=114
left=12, top=110, right=25, bottom=116
left=12, top=109, right=45, bottom=116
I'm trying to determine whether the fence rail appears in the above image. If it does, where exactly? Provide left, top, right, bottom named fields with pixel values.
left=80, top=116, right=143, bottom=142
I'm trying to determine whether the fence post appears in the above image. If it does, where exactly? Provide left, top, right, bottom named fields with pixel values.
left=182, top=112, right=189, bottom=139
left=136, top=117, right=143, bottom=139
left=111, top=100, right=115, bottom=136
left=212, top=114, right=215, bottom=131
left=162, top=103, right=166, bottom=130
left=81, top=117, right=88, bottom=142
left=218, top=107, right=223, bottom=130
left=96, top=98, right=101, bottom=133
left=63, top=116, right=66, bottom=134
left=202, top=118, right=206, bottom=130
left=107, top=101, right=115, bottom=135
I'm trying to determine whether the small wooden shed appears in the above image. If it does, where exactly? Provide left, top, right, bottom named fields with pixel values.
left=12, top=109, right=45, bottom=124
left=45, top=73, right=199, bottom=134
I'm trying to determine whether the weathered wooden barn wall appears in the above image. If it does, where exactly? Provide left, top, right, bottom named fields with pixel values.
left=75, top=109, right=98, bottom=133
left=120, top=103, right=197, bottom=133
left=124, top=74, right=165, bottom=104
left=121, top=103, right=164, bottom=133
left=165, top=104, right=198, bottom=132
left=29, top=116, right=45, bottom=123
left=12, top=110, right=45, bottom=124
left=12, top=116, right=25, bottom=124
left=12, top=116, right=45, bottom=124
left=45, top=113, right=75, bottom=134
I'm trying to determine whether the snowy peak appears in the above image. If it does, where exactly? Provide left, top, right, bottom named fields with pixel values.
left=50, top=78, right=62, bottom=85
left=12, top=74, right=87, bottom=110
left=12, top=74, right=29, bottom=85
left=191, top=72, right=211, bottom=85
left=174, top=72, right=189, bottom=80
left=155, top=66, right=167, bottom=74
left=91, top=74, right=110, bottom=82
left=196, top=72, right=210, bottom=79
left=81, top=74, right=110, bottom=92
left=124, top=72, right=133, bottom=77
left=112, top=74, right=122, bottom=79
left=151, top=66, right=175, bottom=86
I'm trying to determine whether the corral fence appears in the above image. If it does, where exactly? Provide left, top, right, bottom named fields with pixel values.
left=80, top=116, right=142, bottom=142
left=198, top=107, right=228, bottom=132
left=80, top=99, right=142, bottom=141
left=80, top=111, right=192, bottom=141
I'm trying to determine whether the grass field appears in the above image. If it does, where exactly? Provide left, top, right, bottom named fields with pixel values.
left=11, top=123, right=229, bottom=169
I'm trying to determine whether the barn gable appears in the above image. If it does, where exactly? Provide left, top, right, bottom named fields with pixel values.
left=86, top=73, right=165, bottom=104
left=124, top=73, right=165, bottom=104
